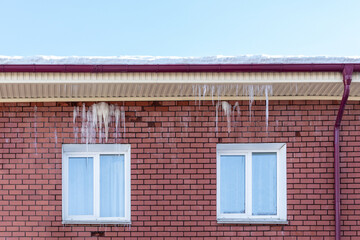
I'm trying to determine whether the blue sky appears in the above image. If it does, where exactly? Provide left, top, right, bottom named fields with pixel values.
left=1, top=0, right=360, bottom=57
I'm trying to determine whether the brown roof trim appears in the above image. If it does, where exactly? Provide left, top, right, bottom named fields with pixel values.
left=0, top=64, right=359, bottom=73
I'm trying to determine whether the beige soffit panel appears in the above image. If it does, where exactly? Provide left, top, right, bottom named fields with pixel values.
left=0, top=72, right=358, bottom=102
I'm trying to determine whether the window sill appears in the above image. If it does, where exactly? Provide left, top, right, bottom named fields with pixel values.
left=217, top=218, right=288, bottom=225
left=62, top=220, right=131, bottom=225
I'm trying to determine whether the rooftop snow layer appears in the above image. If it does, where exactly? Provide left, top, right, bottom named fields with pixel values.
left=1, top=55, right=360, bottom=65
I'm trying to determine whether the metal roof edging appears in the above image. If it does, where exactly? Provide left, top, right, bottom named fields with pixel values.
left=0, top=64, right=360, bottom=73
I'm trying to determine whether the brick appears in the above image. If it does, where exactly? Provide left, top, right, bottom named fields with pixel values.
left=0, top=100, right=358, bottom=238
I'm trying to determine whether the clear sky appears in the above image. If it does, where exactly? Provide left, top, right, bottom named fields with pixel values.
left=1, top=0, right=360, bottom=57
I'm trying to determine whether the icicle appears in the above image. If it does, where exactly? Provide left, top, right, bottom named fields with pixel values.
left=73, top=106, right=79, bottom=143
left=222, top=101, right=232, bottom=133
left=115, top=106, right=120, bottom=139
left=264, top=85, right=273, bottom=132
left=99, top=102, right=111, bottom=142
left=73, top=107, right=78, bottom=123
left=233, top=102, right=240, bottom=124
left=96, top=103, right=105, bottom=142
left=247, top=85, right=254, bottom=122
left=211, top=85, right=215, bottom=105
left=91, top=104, right=97, bottom=132
left=81, top=104, right=86, bottom=143
left=92, top=108, right=97, bottom=143
left=109, top=105, right=114, bottom=139
left=198, top=85, right=201, bottom=107
left=215, top=101, right=220, bottom=132
left=202, top=85, right=207, bottom=101
left=121, top=106, right=126, bottom=138
left=192, top=85, right=197, bottom=106
left=233, top=102, right=240, bottom=115
left=86, top=110, right=91, bottom=144
left=75, top=102, right=125, bottom=144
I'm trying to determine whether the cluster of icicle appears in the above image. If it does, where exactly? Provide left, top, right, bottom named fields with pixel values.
left=70, top=84, right=272, bottom=140
left=208, top=85, right=273, bottom=133
left=215, top=101, right=240, bottom=133
left=73, top=102, right=125, bottom=144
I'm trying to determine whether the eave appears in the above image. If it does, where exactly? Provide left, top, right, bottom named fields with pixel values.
left=0, top=64, right=359, bottom=102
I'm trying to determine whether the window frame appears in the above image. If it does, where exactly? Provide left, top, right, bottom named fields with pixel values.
left=216, top=143, right=287, bottom=224
left=62, top=144, right=131, bottom=224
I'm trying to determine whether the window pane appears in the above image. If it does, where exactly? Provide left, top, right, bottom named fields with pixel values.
left=252, top=152, right=277, bottom=215
left=68, top=157, right=94, bottom=215
left=220, top=155, right=245, bottom=214
left=100, top=154, right=125, bottom=217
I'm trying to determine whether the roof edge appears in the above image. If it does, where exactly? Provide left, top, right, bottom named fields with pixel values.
left=0, top=64, right=360, bottom=73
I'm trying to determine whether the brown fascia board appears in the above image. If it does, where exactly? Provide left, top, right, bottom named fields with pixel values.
left=0, top=64, right=360, bottom=73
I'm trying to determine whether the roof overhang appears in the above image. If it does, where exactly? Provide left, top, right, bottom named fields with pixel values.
left=0, top=64, right=359, bottom=102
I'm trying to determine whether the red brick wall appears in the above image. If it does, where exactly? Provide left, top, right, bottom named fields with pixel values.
left=0, top=100, right=359, bottom=239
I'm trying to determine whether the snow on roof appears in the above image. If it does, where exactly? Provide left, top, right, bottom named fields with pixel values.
left=1, top=55, right=360, bottom=65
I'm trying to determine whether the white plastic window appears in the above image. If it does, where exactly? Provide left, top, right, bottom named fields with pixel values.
left=217, top=143, right=287, bottom=224
left=62, top=144, right=131, bottom=224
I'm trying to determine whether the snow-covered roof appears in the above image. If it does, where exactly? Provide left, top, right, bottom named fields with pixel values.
left=1, top=55, right=360, bottom=65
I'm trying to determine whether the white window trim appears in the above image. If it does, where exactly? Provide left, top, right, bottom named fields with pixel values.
left=62, top=144, right=131, bottom=224
left=216, top=143, right=287, bottom=224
